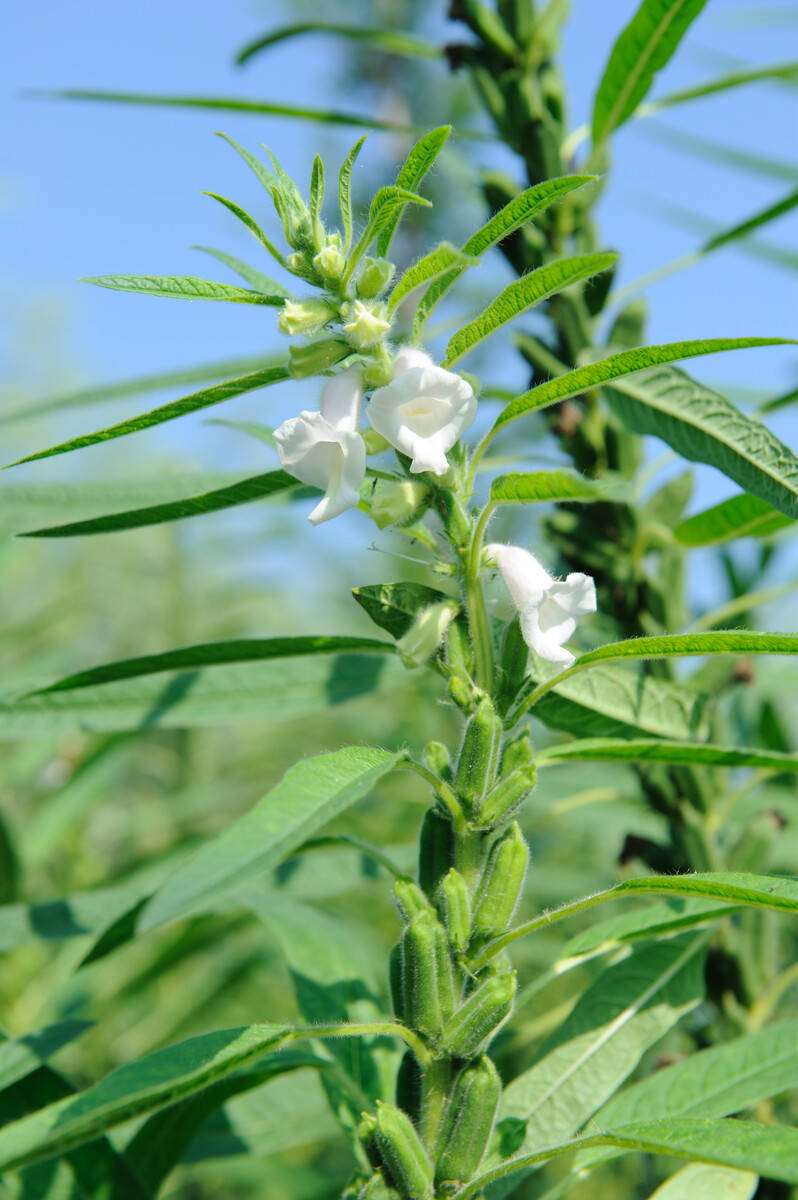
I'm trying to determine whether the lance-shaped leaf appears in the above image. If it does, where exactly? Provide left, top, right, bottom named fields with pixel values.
left=339, top=135, right=368, bottom=252
left=443, top=253, right=617, bottom=367
left=18, top=471, right=303, bottom=537
left=388, top=242, right=478, bottom=314
left=492, top=337, right=795, bottom=431
left=412, top=174, right=595, bottom=338
left=236, top=23, right=441, bottom=66
left=376, top=125, right=450, bottom=256
left=490, top=469, right=627, bottom=505
left=82, top=273, right=285, bottom=304
left=560, top=898, right=739, bottom=960
left=592, top=0, right=708, bottom=144
left=675, top=493, right=793, bottom=546
left=538, top=737, right=798, bottom=773
left=5, top=364, right=292, bottom=467
left=193, top=245, right=291, bottom=295
left=26, top=636, right=394, bottom=695
left=645, top=1165, right=757, bottom=1200
left=203, top=191, right=288, bottom=266
left=141, top=746, right=402, bottom=929
left=640, top=59, right=798, bottom=116
left=347, top=185, right=432, bottom=275
left=645, top=121, right=798, bottom=185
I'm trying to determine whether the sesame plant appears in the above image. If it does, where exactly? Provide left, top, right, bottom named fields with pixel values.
left=4, top=3, right=798, bottom=1200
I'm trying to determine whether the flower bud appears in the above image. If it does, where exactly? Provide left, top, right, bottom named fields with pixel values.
left=454, top=698, right=503, bottom=819
left=358, top=256, right=396, bottom=298
left=371, top=480, right=429, bottom=530
left=448, top=676, right=474, bottom=711
left=362, top=344, right=395, bottom=388
left=423, top=742, right=451, bottom=780
left=277, top=297, right=336, bottom=336
left=374, top=1103, right=434, bottom=1200
left=436, top=868, right=471, bottom=954
left=393, top=876, right=433, bottom=924
left=343, top=299, right=392, bottom=349
left=313, top=237, right=347, bottom=282
left=400, top=910, right=456, bottom=1038
left=471, top=822, right=529, bottom=943
left=473, top=763, right=536, bottom=828
left=418, top=809, right=455, bottom=896
left=440, top=969, right=517, bottom=1059
left=434, top=1056, right=501, bottom=1185
left=397, top=601, right=459, bottom=670
left=288, top=338, right=349, bottom=380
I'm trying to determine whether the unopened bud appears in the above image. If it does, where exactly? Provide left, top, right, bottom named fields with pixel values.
left=278, top=297, right=337, bottom=336
left=397, top=601, right=459, bottom=670
left=454, top=698, right=503, bottom=818
left=371, top=480, right=429, bottom=530
left=471, top=822, right=528, bottom=942
left=358, top=256, right=395, bottom=298
left=436, top=868, right=471, bottom=954
left=288, top=337, right=349, bottom=379
left=313, top=237, right=347, bottom=282
left=434, top=1056, right=501, bottom=1185
left=362, top=344, right=395, bottom=388
left=393, top=876, right=433, bottom=923
left=474, top=763, right=536, bottom=828
left=423, top=741, right=451, bottom=779
left=448, top=676, right=474, bottom=711
left=374, top=1103, right=434, bottom=1200
left=358, top=1170, right=401, bottom=1200
left=343, top=299, right=392, bottom=349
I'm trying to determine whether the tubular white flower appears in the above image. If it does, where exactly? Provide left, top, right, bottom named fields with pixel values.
left=274, top=367, right=366, bottom=525
left=487, top=543, right=596, bottom=667
left=366, top=347, right=476, bottom=477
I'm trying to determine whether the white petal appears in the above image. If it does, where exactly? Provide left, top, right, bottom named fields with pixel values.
left=274, top=410, right=365, bottom=524
left=366, top=358, right=476, bottom=477
left=393, top=345, right=435, bottom=375
left=320, top=367, right=363, bottom=432
left=407, top=439, right=451, bottom=476
left=520, top=604, right=576, bottom=666
left=487, top=545, right=554, bottom=611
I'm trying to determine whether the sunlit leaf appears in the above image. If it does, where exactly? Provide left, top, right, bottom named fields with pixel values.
left=490, top=469, right=626, bottom=505
left=338, top=135, right=368, bottom=252
left=388, top=242, right=478, bottom=314
left=82, top=273, right=285, bottom=304
left=192, top=245, right=291, bottom=295
left=674, top=493, right=793, bottom=546
left=644, top=1165, right=757, bottom=1200
left=376, top=125, right=450, bottom=256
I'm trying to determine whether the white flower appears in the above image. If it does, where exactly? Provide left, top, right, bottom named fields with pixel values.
left=487, top=543, right=596, bottom=667
left=366, top=347, right=476, bottom=476
left=274, top=367, right=366, bottom=525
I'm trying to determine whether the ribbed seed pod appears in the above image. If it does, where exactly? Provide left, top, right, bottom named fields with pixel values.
left=389, top=943, right=405, bottom=1023
left=436, top=868, right=472, bottom=954
left=393, top=876, right=433, bottom=923
left=435, top=1056, right=502, bottom=1185
left=418, top=809, right=454, bottom=896
left=454, top=698, right=503, bottom=818
left=440, top=969, right=517, bottom=1059
left=400, top=910, right=456, bottom=1038
left=472, top=763, right=537, bottom=828
left=358, top=1170, right=401, bottom=1199
left=395, top=1049, right=422, bottom=1125
left=374, top=1103, right=434, bottom=1200
left=501, top=731, right=534, bottom=775
left=471, top=823, right=529, bottom=942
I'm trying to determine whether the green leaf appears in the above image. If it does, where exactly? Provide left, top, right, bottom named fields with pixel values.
left=376, top=125, right=450, bottom=257
left=388, top=242, right=478, bottom=314
left=0, top=1025, right=291, bottom=1175
left=26, top=636, right=394, bottom=695
left=141, top=747, right=402, bottom=929
left=0, top=1022, right=93, bottom=1093
left=492, top=338, right=795, bottom=431
left=0, top=653, right=406, bottom=737
left=235, top=23, right=440, bottom=66
left=18, top=471, right=302, bottom=537
left=348, top=186, right=432, bottom=276
left=500, top=935, right=706, bottom=1160
left=192, top=245, right=291, bottom=295
left=443, top=253, right=617, bottom=367
left=82, top=273, right=285, bottom=305
left=5, top=365, right=291, bottom=467
left=641, top=59, right=798, bottom=115
left=352, top=582, right=451, bottom=640
left=560, top=898, right=738, bottom=959
left=674, top=493, right=793, bottom=546
left=592, top=0, right=708, bottom=144
left=574, top=630, right=798, bottom=671
left=759, top=384, right=798, bottom=415
left=203, top=191, right=288, bottom=266
left=309, top=154, right=325, bottom=240
left=490, top=469, right=622, bottom=505
left=645, top=122, right=798, bottom=185
left=412, top=175, right=594, bottom=339
left=538, top=737, right=798, bottom=773
left=645, top=1165, right=757, bottom=1200
left=339, top=135, right=368, bottom=252
left=204, top=417, right=276, bottom=447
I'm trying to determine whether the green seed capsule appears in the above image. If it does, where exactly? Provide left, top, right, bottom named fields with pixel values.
left=418, top=809, right=454, bottom=896
left=395, top=1049, right=422, bottom=1125
left=358, top=1170, right=401, bottom=1199
left=501, top=731, right=534, bottom=775
left=393, top=876, right=433, bottom=923
left=435, top=1056, right=502, bottom=1185
left=471, top=823, right=529, bottom=942
left=473, top=763, right=537, bottom=828
left=374, top=1103, right=434, bottom=1200
left=436, top=868, right=472, bottom=954
left=400, top=910, right=456, bottom=1038
left=440, top=969, right=517, bottom=1058
left=390, top=943, right=405, bottom=1023
left=454, top=698, right=503, bottom=818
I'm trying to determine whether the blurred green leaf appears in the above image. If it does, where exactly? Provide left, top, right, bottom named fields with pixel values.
left=538, top=737, right=798, bottom=772
left=675, top=493, right=793, bottom=546
left=235, top=23, right=441, bottom=66
left=644, top=1165, right=757, bottom=1200
left=640, top=59, right=798, bottom=114
left=192, top=245, right=291, bottom=294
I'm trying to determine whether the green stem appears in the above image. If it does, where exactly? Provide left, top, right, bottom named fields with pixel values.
left=289, top=1021, right=432, bottom=1066
left=401, top=759, right=467, bottom=835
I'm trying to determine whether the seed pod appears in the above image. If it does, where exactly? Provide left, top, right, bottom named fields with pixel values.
left=395, top=1049, right=422, bottom=1125
left=393, top=876, right=433, bottom=924
left=418, top=809, right=454, bottom=896
left=435, top=1056, right=501, bottom=1185
left=374, top=1102, right=434, bottom=1200
left=423, top=741, right=452, bottom=780
left=358, top=1170, right=401, bottom=1200
left=471, top=823, right=529, bottom=942
left=454, top=698, right=503, bottom=817
left=400, top=910, right=456, bottom=1038
left=501, top=731, right=534, bottom=775
left=389, top=943, right=405, bottom=1023
left=440, top=969, right=517, bottom=1058
left=436, top=868, right=471, bottom=954
left=448, top=675, right=474, bottom=711
left=473, top=764, right=536, bottom=828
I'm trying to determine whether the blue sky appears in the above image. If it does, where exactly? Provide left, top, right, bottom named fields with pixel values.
left=2, top=0, right=797, bottom=611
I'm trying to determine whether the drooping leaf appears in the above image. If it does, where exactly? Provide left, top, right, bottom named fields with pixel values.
left=644, top=1165, right=757, bottom=1200
left=376, top=125, right=450, bottom=256
left=82, top=273, right=285, bottom=304
left=492, top=338, right=795, bottom=431
left=388, top=243, right=478, bottom=314
left=338, top=135, right=368, bottom=252
left=538, top=737, right=798, bottom=773
left=412, top=174, right=595, bottom=338
left=140, top=747, right=402, bottom=929
left=352, top=582, right=451, bottom=640
left=26, top=636, right=394, bottom=695
left=235, top=23, right=441, bottom=66
left=443, top=253, right=617, bottom=367
left=592, top=0, right=708, bottom=144
left=192, top=245, right=291, bottom=295
left=674, top=493, right=793, bottom=546
left=5, top=365, right=292, bottom=467
left=18, top=471, right=302, bottom=537
left=490, top=469, right=625, bottom=505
